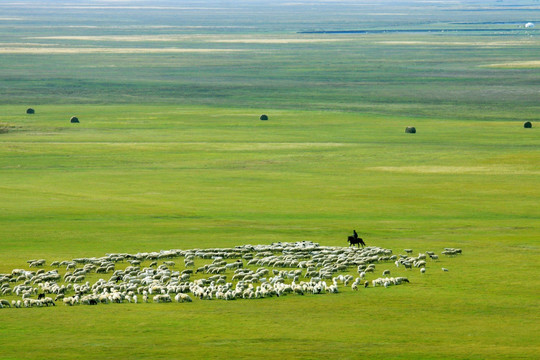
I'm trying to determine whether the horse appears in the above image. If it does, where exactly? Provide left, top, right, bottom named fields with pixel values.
left=348, top=236, right=366, bottom=248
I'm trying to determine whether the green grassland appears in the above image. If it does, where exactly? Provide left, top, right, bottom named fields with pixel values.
left=1, top=105, right=538, bottom=359
left=0, top=1, right=539, bottom=359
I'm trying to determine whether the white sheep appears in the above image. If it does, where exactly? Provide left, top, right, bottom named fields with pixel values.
left=153, top=294, right=171, bottom=303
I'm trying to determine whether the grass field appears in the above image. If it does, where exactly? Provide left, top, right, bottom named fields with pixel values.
left=0, top=1, right=539, bottom=359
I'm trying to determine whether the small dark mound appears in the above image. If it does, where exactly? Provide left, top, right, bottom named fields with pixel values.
left=405, top=126, right=416, bottom=133
left=524, top=121, right=532, bottom=128
left=260, top=114, right=268, bottom=121
left=26, top=108, right=35, bottom=114
left=70, top=116, right=79, bottom=123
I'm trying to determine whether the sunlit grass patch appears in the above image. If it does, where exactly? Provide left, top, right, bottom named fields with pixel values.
left=484, top=60, right=540, bottom=68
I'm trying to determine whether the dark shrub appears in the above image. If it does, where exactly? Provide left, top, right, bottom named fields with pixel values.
left=405, top=126, right=416, bottom=133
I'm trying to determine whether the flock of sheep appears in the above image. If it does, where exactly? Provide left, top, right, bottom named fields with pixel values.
left=0, top=242, right=462, bottom=309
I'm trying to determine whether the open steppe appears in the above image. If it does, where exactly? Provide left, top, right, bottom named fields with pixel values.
left=0, top=1, right=538, bottom=359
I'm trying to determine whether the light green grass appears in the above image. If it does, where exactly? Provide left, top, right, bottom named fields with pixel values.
left=0, top=104, right=538, bottom=359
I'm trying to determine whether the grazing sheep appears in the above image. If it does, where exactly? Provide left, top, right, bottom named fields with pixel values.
left=420, top=268, right=426, bottom=274
left=63, top=297, right=74, bottom=306
left=442, top=268, right=449, bottom=272
left=2, top=242, right=461, bottom=309
left=43, top=297, right=56, bottom=306
left=153, top=294, right=172, bottom=303
left=175, top=293, right=192, bottom=303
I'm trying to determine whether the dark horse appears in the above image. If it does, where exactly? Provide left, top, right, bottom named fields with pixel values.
left=348, top=234, right=366, bottom=248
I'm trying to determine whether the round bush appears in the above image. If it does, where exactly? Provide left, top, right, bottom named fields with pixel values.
left=405, top=126, right=416, bottom=133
